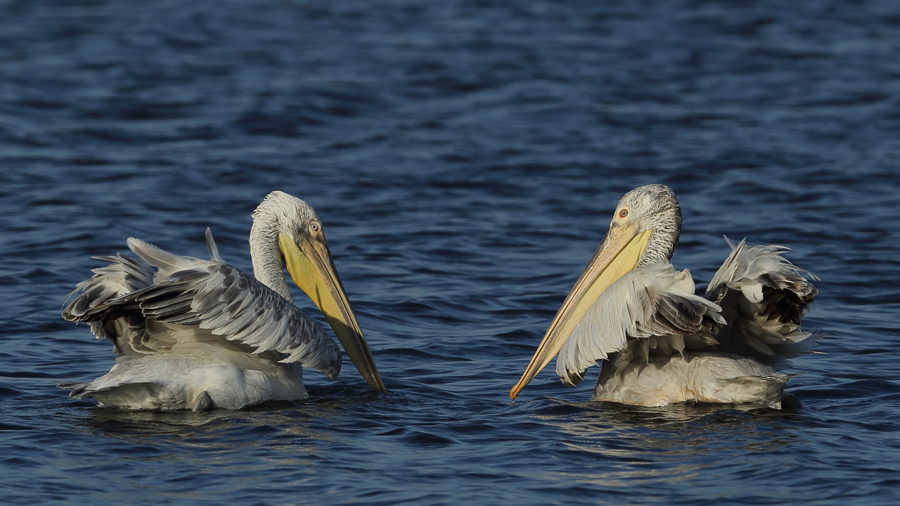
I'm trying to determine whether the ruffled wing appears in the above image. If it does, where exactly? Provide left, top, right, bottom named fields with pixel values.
left=556, top=263, right=724, bottom=387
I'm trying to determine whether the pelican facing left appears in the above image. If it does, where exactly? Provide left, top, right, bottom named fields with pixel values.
left=511, top=184, right=817, bottom=409
left=63, top=191, right=385, bottom=410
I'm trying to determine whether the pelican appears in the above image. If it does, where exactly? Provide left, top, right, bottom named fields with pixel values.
left=63, top=191, right=385, bottom=411
left=510, top=184, right=817, bottom=409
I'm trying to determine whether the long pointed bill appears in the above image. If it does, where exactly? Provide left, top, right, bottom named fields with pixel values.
left=279, top=232, right=386, bottom=393
left=510, top=225, right=652, bottom=400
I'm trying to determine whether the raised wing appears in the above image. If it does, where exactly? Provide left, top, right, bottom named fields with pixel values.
left=63, top=231, right=225, bottom=349
left=705, top=238, right=817, bottom=355
left=63, top=252, right=156, bottom=346
left=556, top=263, right=724, bottom=387
left=63, top=238, right=342, bottom=379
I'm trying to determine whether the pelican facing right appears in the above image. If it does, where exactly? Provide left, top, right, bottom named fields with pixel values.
left=511, top=184, right=817, bottom=409
left=63, top=191, right=384, bottom=411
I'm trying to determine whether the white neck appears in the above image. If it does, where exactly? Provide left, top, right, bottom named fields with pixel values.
left=249, top=210, right=293, bottom=301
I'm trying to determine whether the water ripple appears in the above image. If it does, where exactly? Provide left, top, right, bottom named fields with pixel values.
left=1, top=0, right=899, bottom=504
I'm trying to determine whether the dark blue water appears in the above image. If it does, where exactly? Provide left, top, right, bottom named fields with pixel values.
left=2, top=0, right=900, bottom=504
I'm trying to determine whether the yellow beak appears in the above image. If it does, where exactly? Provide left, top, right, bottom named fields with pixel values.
left=279, top=232, right=386, bottom=393
left=510, top=224, right=652, bottom=400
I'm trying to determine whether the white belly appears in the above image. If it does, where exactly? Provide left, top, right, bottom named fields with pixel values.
left=592, top=352, right=789, bottom=409
left=72, top=346, right=307, bottom=410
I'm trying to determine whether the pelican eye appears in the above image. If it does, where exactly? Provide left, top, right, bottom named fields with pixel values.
left=309, top=222, right=320, bottom=233
left=619, top=209, right=628, bottom=218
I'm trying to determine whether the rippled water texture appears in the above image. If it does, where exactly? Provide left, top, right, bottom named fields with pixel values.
left=2, top=0, right=900, bottom=504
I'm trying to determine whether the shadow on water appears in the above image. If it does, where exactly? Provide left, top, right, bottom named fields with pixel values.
left=75, top=400, right=339, bottom=450
left=530, top=395, right=804, bottom=438
left=510, top=398, right=806, bottom=493
left=538, top=397, right=800, bottom=446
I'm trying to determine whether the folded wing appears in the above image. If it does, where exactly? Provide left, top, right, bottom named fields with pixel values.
left=556, top=263, right=724, bottom=387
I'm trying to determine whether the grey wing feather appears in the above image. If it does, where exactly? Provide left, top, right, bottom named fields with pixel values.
left=147, top=262, right=341, bottom=378
left=557, top=263, right=724, bottom=387
left=65, top=238, right=342, bottom=379
left=205, top=228, right=223, bottom=262
left=126, top=237, right=205, bottom=279
left=705, top=237, right=817, bottom=355
left=62, top=252, right=156, bottom=347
